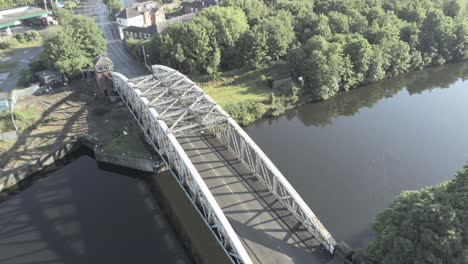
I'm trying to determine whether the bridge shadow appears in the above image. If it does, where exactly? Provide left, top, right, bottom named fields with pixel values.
left=0, top=155, right=192, bottom=264
left=179, top=133, right=332, bottom=264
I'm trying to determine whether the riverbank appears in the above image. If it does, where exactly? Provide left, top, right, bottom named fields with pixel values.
left=0, top=81, right=151, bottom=192
left=198, top=61, right=468, bottom=126
left=197, top=62, right=313, bottom=126
left=244, top=61, right=468, bottom=248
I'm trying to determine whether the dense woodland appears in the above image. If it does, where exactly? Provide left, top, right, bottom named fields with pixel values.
left=147, top=0, right=468, bottom=100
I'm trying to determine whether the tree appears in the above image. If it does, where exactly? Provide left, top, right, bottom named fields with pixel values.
left=269, top=0, right=315, bottom=20
left=253, top=10, right=295, bottom=61
left=342, top=34, right=373, bottom=87
left=197, top=6, right=249, bottom=70
left=239, top=30, right=270, bottom=69
left=328, top=11, right=350, bottom=34
left=355, top=165, right=468, bottom=264
left=419, top=10, right=455, bottom=65
left=43, top=15, right=106, bottom=77
left=292, top=36, right=347, bottom=100
left=221, top=0, right=269, bottom=26
left=106, top=0, right=124, bottom=15
left=197, top=6, right=249, bottom=48
left=450, top=17, right=468, bottom=61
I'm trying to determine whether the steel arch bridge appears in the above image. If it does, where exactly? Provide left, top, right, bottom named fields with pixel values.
left=111, top=65, right=337, bottom=264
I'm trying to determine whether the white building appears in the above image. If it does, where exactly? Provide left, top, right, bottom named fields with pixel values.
left=116, top=8, right=145, bottom=28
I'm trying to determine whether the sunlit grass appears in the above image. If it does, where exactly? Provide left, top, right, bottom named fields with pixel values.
left=199, top=61, right=289, bottom=107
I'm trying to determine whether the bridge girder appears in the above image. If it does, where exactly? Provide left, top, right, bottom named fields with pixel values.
left=111, top=65, right=338, bottom=264
left=128, top=70, right=228, bottom=137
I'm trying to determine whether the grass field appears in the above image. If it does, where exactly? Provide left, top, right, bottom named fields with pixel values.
left=199, top=62, right=289, bottom=107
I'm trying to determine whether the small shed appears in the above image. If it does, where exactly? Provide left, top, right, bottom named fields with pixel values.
left=268, top=74, right=292, bottom=89
left=94, top=56, right=114, bottom=74
left=35, top=70, right=62, bottom=87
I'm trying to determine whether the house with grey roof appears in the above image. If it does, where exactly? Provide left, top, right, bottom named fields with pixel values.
left=182, top=0, right=218, bottom=14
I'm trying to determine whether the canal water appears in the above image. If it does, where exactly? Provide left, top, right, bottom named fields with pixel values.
left=245, top=62, right=468, bottom=249
left=0, top=155, right=192, bottom=264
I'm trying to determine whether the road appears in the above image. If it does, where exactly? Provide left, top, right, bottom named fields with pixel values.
left=179, top=132, right=332, bottom=264
left=74, top=0, right=147, bottom=78
left=0, top=46, right=42, bottom=95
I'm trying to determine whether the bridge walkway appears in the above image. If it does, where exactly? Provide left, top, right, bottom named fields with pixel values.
left=179, top=132, right=332, bottom=264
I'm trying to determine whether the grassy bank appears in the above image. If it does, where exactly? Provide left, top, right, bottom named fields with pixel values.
left=198, top=62, right=302, bottom=125
left=0, top=108, right=40, bottom=133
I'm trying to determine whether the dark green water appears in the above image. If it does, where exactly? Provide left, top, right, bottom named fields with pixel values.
left=245, top=62, right=468, bottom=248
left=0, top=156, right=192, bottom=264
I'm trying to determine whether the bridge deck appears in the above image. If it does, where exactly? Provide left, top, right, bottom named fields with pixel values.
left=179, top=132, right=332, bottom=264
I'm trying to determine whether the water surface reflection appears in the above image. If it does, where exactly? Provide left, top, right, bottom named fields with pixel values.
left=246, top=62, right=468, bottom=248
left=0, top=156, right=191, bottom=264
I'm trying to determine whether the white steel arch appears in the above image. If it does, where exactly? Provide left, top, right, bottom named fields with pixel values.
left=111, top=71, right=253, bottom=264
left=112, top=64, right=337, bottom=262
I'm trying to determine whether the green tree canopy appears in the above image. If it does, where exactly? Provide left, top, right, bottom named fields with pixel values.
left=43, top=14, right=106, bottom=77
left=355, top=165, right=468, bottom=264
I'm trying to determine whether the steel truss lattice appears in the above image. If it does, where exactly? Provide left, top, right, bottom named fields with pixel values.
left=112, top=65, right=337, bottom=264
left=111, top=67, right=252, bottom=264
left=128, top=69, right=228, bottom=137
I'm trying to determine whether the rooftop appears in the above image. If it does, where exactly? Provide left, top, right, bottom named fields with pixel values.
left=0, top=6, right=47, bottom=28
left=156, top=13, right=195, bottom=33
left=182, top=0, right=218, bottom=10
left=123, top=25, right=157, bottom=34
left=116, top=8, right=142, bottom=19
left=94, top=56, right=113, bottom=68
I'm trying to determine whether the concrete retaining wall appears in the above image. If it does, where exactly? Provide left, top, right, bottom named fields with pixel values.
left=12, top=85, right=48, bottom=98
left=94, top=149, right=158, bottom=172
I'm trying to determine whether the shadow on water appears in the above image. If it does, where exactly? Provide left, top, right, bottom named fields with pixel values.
left=259, top=62, right=468, bottom=128
left=245, top=61, right=468, bottom=250
left=0, top=149, right=192, bottom=264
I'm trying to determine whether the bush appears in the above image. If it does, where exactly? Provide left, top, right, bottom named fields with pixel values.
left=269, top=92, right=276, bottom=104
left=15, top=33, right=26, bottom=43
left=24, top=31, right=40, bottom=42
left=29, top=55, right=48, bottom=72
left=223, top=101, right=268, bottom=126
left=17, top=69, right=36, bottom=88
left=0, top=38, right=19, bottom=49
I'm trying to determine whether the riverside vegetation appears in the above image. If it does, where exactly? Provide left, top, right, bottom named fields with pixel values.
left=123, top=0, right=468, bottom=262
left=125, top=0, right=468, bottom=125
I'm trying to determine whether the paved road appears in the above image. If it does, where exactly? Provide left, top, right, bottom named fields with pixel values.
left=0, top=46, right=42, bottom=95
left=74, top=0, right=147, bottom=78
left=179, top=132, right=332, bottom=264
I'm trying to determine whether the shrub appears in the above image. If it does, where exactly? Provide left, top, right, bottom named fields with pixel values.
left=24, top=31, right=40, bottom=42
left=15, top=33, right=26, bottom=43
left=223, top=101, right=268, bottom=126
left=269, top=92, right=276, bottom=104
left=0, top=38, right=19, bottom=49
left=17, top=69, right=36, bottom=88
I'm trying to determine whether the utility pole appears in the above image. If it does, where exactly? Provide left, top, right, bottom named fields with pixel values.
left=142, top=45, right=148, bottom=67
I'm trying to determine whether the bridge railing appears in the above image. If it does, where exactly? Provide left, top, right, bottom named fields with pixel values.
left=111, top=72, right=253, bottom=264
left=147, top=65, right=337, bottom=254
left=211, top=117, right=337, bottom=254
